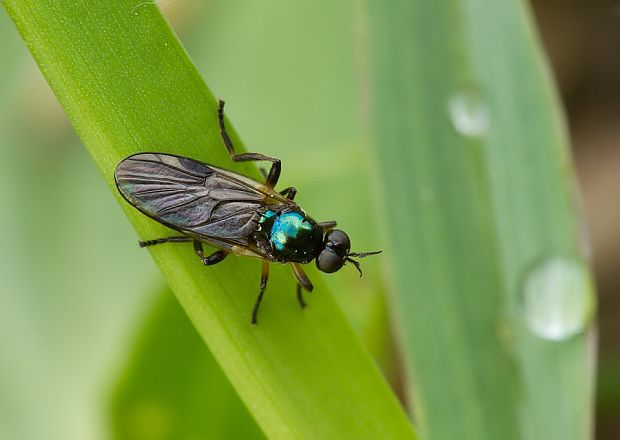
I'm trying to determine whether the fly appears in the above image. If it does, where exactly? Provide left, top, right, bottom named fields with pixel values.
left=115, top=100, right=381, bottom=324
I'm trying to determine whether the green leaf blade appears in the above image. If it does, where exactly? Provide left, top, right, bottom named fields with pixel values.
left=366, top=0, right=595, bottom=439
left=3, top=1, right=417, bottom=439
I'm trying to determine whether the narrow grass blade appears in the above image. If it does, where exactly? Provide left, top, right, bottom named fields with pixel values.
left=365, top=0, right=596, bottom=438
left=2, top=1, right=417, bottom=438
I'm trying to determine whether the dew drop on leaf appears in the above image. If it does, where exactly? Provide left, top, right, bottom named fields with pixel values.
left=521, top=256, right=594, bottom=341
left=447, top=90, right=489, bottom=138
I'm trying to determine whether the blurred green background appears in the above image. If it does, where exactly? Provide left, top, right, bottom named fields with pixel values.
left=0, top=0, right=617, bottom=438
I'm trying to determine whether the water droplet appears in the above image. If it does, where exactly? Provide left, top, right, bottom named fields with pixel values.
left=522, top=256, right=594, bottom=341
left=447, top=90, right=489, bottom=138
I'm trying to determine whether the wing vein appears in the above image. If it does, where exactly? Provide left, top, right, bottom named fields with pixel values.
left=119, top=176, right=193, bottom=185
left=189, top=204, right=259, bottom=229
left=155, top=193, right=209, bottom=216
left=130, top=187, right=188, bottom=196
left=128, top=157, right=207, bottom=179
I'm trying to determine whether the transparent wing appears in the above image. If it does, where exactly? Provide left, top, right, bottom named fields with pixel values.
left=115, top=153, right=267, bottom=246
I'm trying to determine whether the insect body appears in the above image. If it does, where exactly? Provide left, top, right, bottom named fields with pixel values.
left=115, top=100, right=380, bottom=324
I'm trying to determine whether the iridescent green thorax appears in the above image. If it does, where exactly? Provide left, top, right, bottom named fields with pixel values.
left=259, top=209, right=323, bottom=263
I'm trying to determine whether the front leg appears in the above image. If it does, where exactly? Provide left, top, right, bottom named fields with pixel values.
left=291, top=263, right=312, bottom=310
left=318, top=221, right=337, bottom=232
left=291, top=263, right=313, bottom=292
left=296, top=284, right=307, bottom=309
left=218, top=99, right=281, bottom=188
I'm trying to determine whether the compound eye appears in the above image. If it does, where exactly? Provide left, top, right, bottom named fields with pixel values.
left=326, top=229, right=351, bottom=256
left=316, top=250, right=345, bottom=273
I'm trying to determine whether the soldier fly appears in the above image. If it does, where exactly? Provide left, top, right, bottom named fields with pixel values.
left=115, top=100, right=381, bottom=324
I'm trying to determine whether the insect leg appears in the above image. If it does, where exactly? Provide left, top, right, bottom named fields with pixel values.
left=279, top=186, right=297, bottom=201
left=139, top=236, right=192, bottom=247
left=318, top=221, right=337, bottom=232
left=193, top=240, right=229, bottom=266
left=217, top=99, right=281, bottom=188
left=291, top=263, right=313, bottom=292
left=251, top=261, right=270, bottom=325
left=296, top=283, right=307, bottom=309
